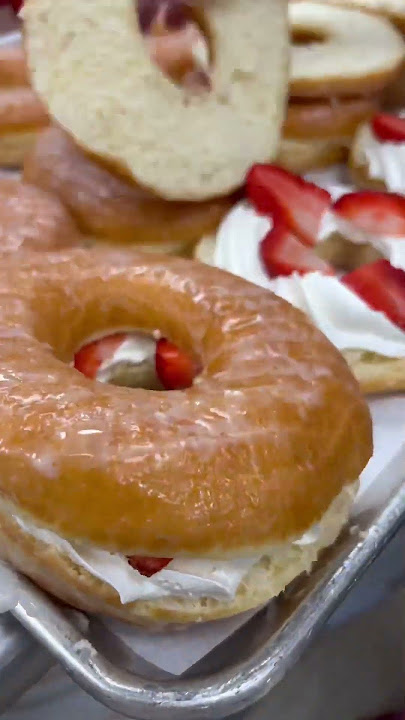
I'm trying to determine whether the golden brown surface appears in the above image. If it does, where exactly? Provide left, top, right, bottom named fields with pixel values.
left=284, top=97, right=378, bottom=140
left=343, top=350, right=405, bottom=394
left=23, top=127, right=233, bottom=249
left=0, top=178, right=80, bottom=251
left=0, top=46, right=29, bottom=87
left=0, top=248, right=372, bottom=556
left=0, top=45, right=49, bottom=165
left=0, top=87, right=48, bottom=131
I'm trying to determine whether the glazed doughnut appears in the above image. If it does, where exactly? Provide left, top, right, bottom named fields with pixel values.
left=289, top=2, right=405, bottom=98
left=23, top=0, right=289, bottom=200
left=0, top=247, right=371, bottom=624
left=23, top=127, right=233, bottom=254
left=0, top=178, right=81, bottom=251
left=0, top=44, right=48, bottom=167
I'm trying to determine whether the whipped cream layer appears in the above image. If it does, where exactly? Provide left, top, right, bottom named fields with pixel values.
left=12, top=505, right=334, bottom=604
left=356, top=124, right=405, bottom=194
left=212, top=201, right=405, bottom=357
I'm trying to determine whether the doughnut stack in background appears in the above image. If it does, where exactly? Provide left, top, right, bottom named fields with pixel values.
left=279, top=1, right=405, bottom=173
left=0, top=43, right=48, bottom=166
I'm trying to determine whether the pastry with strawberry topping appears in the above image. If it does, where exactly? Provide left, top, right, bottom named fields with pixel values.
left=196, top=163, right=405, bottom=394
left=0, top=247, right=371, bottom=625
left=350, top=113, right=405, bottom=195
left=278, top=3, right=404, bottom=174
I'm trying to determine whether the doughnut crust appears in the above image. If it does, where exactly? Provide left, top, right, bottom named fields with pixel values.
left=0, top=248, right=371, bottom=557
left=23, top=127, right=233, bottom=253
left=0, top=178, right=80, bottom=251
left=0, top=46, right=49, bottom=166
left=289, top=2, right=405, bottom=98
left=23, top=0, right=289, bottom=200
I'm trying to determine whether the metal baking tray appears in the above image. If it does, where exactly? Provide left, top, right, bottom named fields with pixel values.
left=0, top=614, right=53, bottom=715
left=6, top=475, right=404, bottom=720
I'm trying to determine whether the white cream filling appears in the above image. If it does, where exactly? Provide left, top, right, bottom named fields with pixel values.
left=357, top=124, right=405, bottom=194
left=12, top=511, right=328, bottom=604
left=211, top=201, right=405, bottom=357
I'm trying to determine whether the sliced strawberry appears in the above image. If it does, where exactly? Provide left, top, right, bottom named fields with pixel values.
left=334, top=191, right=405, bottom=237
left=372, top=113, right=405, bottom=143
left=156, top=338, right=196, bottom=390
left=74, top=333, right=127, bottom=379
left=246, top=164, right=331, bottom=247
left=128, top=556, right=172, bottom=577
left=343, top=260, right=405, bottom=330
left=260, top=222, right=335, bottom=278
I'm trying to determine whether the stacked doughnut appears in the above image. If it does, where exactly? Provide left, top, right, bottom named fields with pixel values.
left=0, top=43, right=48, bottom=166
left=21, top=0, right=288, bottom=255
left=280, top=1, right=405, bottom=173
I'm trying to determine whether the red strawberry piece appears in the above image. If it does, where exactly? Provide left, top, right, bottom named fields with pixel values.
left=155, top=338, right=196, bottom=390
left=246, top=164, right=331, bottom=247
left=334, top=191, right=405, bottom=237
left=128, top=556, right=172, bottom=577
left=74, top=333, right=127, bottom=380
left=343, top=259, right=405, bottom=330
left=372, top=113, right=405, bottom=143
left=260, top=221, right=335, bottom=278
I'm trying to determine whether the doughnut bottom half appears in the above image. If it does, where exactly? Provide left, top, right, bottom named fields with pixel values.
left=0, top=484, right=356, bottom=626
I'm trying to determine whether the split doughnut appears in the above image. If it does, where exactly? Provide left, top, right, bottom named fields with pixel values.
left=289, top=2, right=405, bottom=98
left=23, top=127, right=233, bottom=254
left=23, top=0, right=289, bottom=200
left=0, top=248, right=370, bottom=559
left=0, top=178, right=81, bottom=252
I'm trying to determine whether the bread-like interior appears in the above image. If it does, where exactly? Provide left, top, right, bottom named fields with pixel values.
left=0, top=483, right=356, bottom=625
left=23, top=0, right=289, bottom=201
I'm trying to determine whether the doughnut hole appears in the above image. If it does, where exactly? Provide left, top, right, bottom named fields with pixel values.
left=137, top=0, right=212, bottom=88
left=29, top=274, right=201, bottom=391
left=291, top=28, right=327, bottom=46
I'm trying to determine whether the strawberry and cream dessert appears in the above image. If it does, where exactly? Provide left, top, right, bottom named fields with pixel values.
left=350, top=112, right=405, bottom=194
left=195, top=164, right=405, bottom=394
